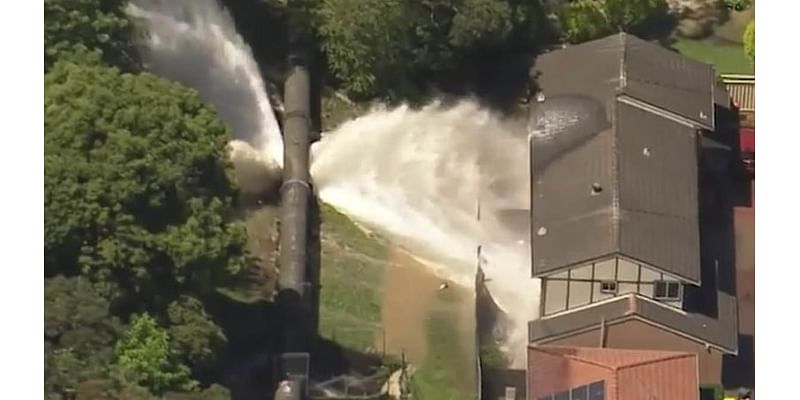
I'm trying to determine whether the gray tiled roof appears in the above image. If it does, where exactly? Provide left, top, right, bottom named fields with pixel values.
left=531, top=33, right=715, bottom=129
left=529, top=33, right=711, bottom=283
left=528, top=293, right=738, bottom=354
left=531, top=102, right=702, bottom=282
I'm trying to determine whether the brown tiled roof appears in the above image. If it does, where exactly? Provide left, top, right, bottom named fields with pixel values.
left=528, top=293, right=738, bottom=354
left=529, top=346, right=701, bottom=400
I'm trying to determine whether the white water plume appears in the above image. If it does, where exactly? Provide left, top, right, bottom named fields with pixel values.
left=127, top=0, right=284, bottom=182
left=312, top=101, right=540, bottom=365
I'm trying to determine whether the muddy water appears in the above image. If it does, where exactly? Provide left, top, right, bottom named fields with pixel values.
left=379, top=248, right=476, bottom=367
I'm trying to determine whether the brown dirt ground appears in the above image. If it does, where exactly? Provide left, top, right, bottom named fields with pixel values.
left=378, top=248, right=475, bottom=366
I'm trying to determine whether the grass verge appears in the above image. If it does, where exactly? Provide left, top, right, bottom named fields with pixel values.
left=672, top=38, right=753, bottom=75
left=318, top=204, right=390, bottom=352
left=411, top=290, right=476, bottom=400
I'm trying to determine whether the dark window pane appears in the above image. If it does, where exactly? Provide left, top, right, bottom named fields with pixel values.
left=667, top=282, right=680, bottom=298
left=554, top=391, right=570, bottom=400
left=589, top=381, right=605, bottom=400
left=654, top=281, right=667, bottom=298
left=572, top=385, right=589, bottom=400
left=600, top=281, right=617, bottom=293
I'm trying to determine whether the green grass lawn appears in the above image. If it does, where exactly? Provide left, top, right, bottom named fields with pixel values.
left=672, top=38, right=754, bottom=75
left=411, top=290, right=477, bottom=400
left=318, top=204, right=390, bottom=352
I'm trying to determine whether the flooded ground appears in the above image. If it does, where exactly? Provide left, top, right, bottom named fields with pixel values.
left=379, top=248, right=477, bottom=398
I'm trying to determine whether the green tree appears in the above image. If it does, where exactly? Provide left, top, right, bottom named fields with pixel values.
left=448, top=0, right=514, bottom=48
left=115, top=314, right=195, bottom=394
left=45, top=276, right=125, bottom=398
left=44, top=61, right=248, bottom=303
left=166, top=296, right=227, bottom=369
left=44, top=0, right=138, bottom=70
left=743, top=19, right=754, bottom=61
left=315, top=0, right=410, bottom=98
left=559, top=0, right=667, bottom=43
left=313, top=0, right=546, bottom=99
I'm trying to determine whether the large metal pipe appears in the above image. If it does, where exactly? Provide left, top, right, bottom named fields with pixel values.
left=275, top=60, right=312, bottom=400
left=278, top=61, right=312, bottom=348
left=279, top=64, right=311, bottom=289
left=275, top=2, right=313, bottom=398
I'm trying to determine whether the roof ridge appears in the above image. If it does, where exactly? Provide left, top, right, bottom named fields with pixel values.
left=611, top=102, right=621, bottom=254
left=618, top=32, right=628, bottom=91
left=611, top=32, right=626, bottom=253
left=533, top=347, right=617, bottom=371
left=616, top=352, right=696, bottom=371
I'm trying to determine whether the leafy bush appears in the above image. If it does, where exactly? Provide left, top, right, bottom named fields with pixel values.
left=114, top=314, right=195, bottom=394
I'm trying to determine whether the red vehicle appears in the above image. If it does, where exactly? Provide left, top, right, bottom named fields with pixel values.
left=740, top=127, right=755, bottom=176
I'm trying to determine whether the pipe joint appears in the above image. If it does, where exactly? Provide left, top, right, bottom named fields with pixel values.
left=281, top=179, right=311, bottom=193
left=284, top=110, right=311, bottom=124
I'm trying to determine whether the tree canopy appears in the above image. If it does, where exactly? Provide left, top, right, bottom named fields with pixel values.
left=44, top=0, right=138, bottom=70
left=312, top=0, right=546, bottom=100
left=558, top=0, right=667, bottom=44
left=44, top=61, right=247, bottom=295
left=43, top=0, right=254, bottom=393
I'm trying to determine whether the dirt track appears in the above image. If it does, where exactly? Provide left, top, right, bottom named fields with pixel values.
left=378, top=248, right=475, bottom=366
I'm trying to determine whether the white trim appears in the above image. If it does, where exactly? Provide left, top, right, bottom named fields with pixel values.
left=541, top=293, right=628, bottom=320
left=616, top=94, right=711, bottom=131
left=635, top=292, right=689, bottom=316
left=534, top=306, right=735, bottom=355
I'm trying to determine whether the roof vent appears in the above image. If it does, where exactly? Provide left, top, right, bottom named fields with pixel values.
left=537, top=227, right=548, bottom=236
left=535, top=92, right=546, bottom=103
left=642, top=147, right=651, bottom=157
left=591, top=182, right=603, bottom=195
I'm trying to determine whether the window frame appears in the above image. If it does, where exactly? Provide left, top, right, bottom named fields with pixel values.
left=599, top=280, right=618, bottom=294
left=653, top=280, right=681, bottom=300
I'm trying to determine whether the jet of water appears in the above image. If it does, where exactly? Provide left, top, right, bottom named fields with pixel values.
left=127, top=0, right=284, bottom=176
left=311, top=100, right=539, bottom=366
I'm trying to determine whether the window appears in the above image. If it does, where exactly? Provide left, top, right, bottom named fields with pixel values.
left=588, top=381, right=605, bottom=400
left=654, top=280, right=681, bottom=300
left=600, top=281, right=617, bottom=294
left=554, top=391, right=570, bottom=400
left=504, top=387, right=517, bottom=400
left=571, top=385, right=588, bottom=400
left=539, top=381, right=605, bottom=400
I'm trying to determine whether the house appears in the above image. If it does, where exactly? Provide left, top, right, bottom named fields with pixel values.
left=526, top=33, right=738, bottom=389
left=528, top=346, right=700, bottom=400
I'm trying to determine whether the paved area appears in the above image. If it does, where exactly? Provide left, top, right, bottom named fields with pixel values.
left=724, top=179, right=754, bottom=389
